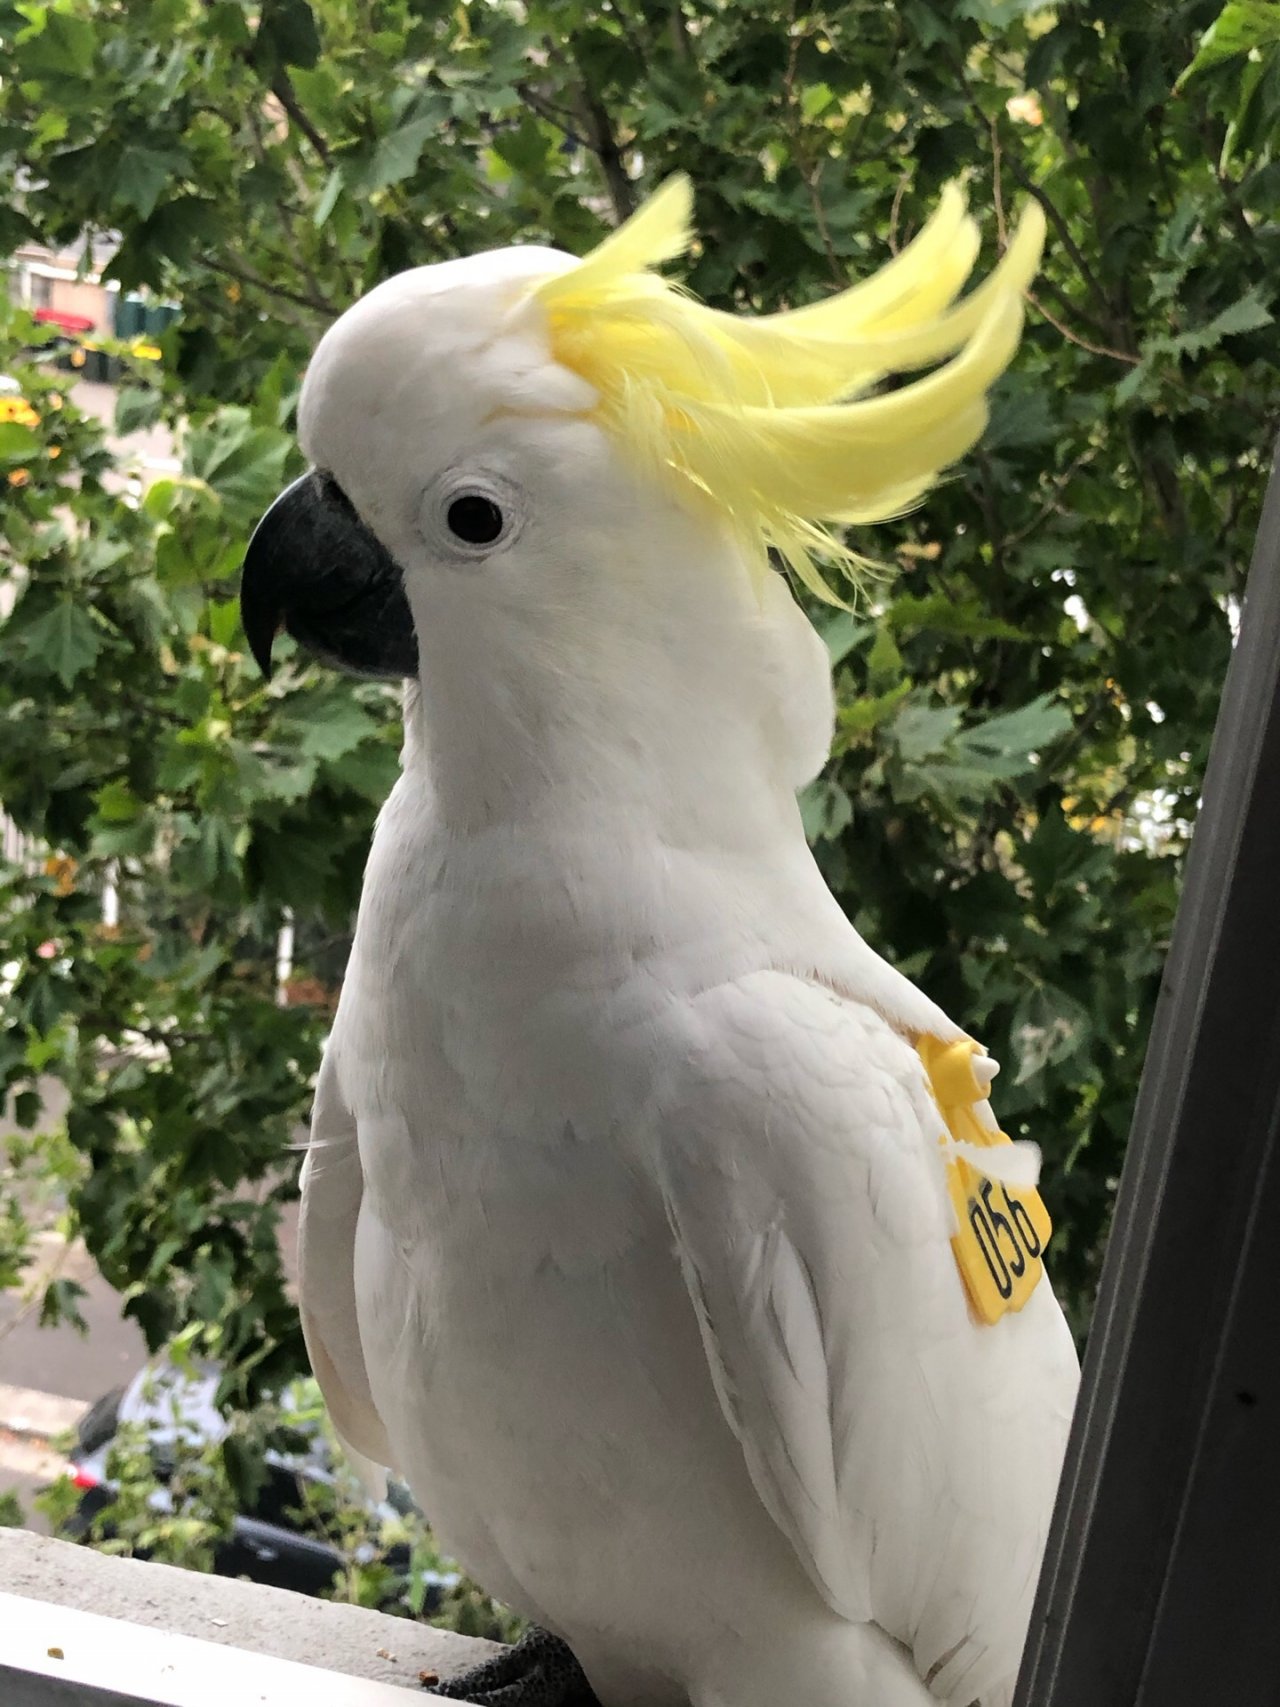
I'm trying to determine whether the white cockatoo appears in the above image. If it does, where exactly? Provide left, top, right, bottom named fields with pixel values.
left=241, top=179, right=1079, bottom=1707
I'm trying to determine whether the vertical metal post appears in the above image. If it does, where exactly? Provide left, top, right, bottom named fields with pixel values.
left=275, top=907, right=295, bottom=1005
left=1015, top=443, right=1280, bottom=1707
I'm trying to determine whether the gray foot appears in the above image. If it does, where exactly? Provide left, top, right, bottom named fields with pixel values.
left=431, top=1625, right=602, bottom=1706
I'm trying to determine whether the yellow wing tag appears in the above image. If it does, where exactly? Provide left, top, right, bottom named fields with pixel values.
left=918, top=1035, right=1052, bottom=1325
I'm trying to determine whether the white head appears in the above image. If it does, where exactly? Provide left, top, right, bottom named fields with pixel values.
left=241, top=178, right=1042, bottom=838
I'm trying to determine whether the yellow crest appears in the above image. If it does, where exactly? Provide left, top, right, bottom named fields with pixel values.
left=526, top=177, right=1044, bottom=604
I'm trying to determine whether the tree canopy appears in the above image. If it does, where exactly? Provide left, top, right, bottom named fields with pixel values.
left=1, top=0, right=1276, bottom=1384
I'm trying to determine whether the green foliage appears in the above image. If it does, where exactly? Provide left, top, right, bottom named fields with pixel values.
left=1, top=0, right=1276, bottom=1386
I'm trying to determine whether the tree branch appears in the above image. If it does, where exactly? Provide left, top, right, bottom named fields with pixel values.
left=887, top=171, right=909, bottom=255
left=780, top=1, right=845, bottom=286
left=577, top=84, right=636, bottom=222
left=1032, top=272, right=1116, bottom=344
left=1001, top=153, right=1115, bottom=324
left=200, top=256, right=332, bottom=321
left=519, top=84, right=583, bottom=142
left=238, top=104, right=345, bottom=311
left=1003, top=446, right=1101, bottom=550
left=1025, top=291, right=1141, bottom=365
left=271, top=70, right=332, bottom=168
left=940, top=41, right=1115, bottom=326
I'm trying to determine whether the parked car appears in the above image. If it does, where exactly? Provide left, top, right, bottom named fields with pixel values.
left=61, top=1358, right=453, bottom=1608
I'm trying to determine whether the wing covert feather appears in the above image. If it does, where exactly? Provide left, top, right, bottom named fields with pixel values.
left=658, top=971, right=1078, bottom=1704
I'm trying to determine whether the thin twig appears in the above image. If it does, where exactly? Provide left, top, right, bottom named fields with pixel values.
left=1001, top=154, right=1114, bottom=320
left=201, top=256, right=330, bottom=321
left=0, top=1234, right=73, bottom=1348
left=271, top=71, right=332, bottom=167
left=241, top=112, right=343, bottom=316
left=974, top=448, right=1007, bottom=584
left=939, top=41, right=1114, bottom=321
left=1003, top=446, right=1101, bottom=550
left=519, top=84, right=583, bottom=141
left=780, top=1, right=844, bottom=285
left=1025, top=291, right=1141, bottom=365
left=989, top=116, right=1007, bottom=247
left=668, top=0, right=695, bottom=67
left=1046, top=681, right=1118, bottom=777
left=887, top=172, right=909, bottom=255
left=805, top=163, right=844, bottom=286
left=1033, top=272, right=1115, bottom=343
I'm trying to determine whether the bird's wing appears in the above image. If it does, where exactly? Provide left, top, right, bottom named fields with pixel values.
left=657, top=970, right=1078, bottom=1704
left=298, top=1042, right=395, bottom=1483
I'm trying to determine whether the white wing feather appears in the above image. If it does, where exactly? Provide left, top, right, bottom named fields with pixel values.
left=658, top=970, right=1078, bottom=1705
left=298, top=1043, right=395, bottom=1489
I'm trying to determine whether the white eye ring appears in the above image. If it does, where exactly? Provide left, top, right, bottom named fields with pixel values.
left=418, top=470, right=525, bottom=564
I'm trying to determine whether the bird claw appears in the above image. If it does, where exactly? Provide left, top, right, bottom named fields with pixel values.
left=431, top=1626, right=602, bottom=1707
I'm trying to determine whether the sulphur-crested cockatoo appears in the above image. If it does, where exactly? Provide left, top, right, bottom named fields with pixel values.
left=241, top=178, right=1079, bottom=1707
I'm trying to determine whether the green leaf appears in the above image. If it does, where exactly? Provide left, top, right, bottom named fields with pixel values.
left=888, top=593, right=1028, bottom=643
left=113, top=145, right=188, bottom=220
left=1134, top=287, right=1274, bottom=378
left=866, top=624, right=904, bottom=690
left=353, top=117, right=438, bottom=195
left=1011, top=983, right=1092, bottom=1084
left=254, top=755, right=319, bottom=803
left=255, top=0, right=321, bottom=70
left=40, top=1275, right=88, bottom=1333
left=93, top=780, right=142, bottom=824
left=982, top=378, right=1062, bottom=453
left=18, top=600, right=104, bottom=689
left=16, top=8, right=96, bottom=78
left=313, top=167, right=343, bottom=229
left=893, top=702, right=963, bottom=762
left=490, top=113, right=554, bottom=177
left=799, top=779, right=854, bottom=843
left=957, top=695, right=1074, bottom=762
left=955, top=0, right=1043, bottom=24
left=185, top=409, right=291, bottom=521
left=0, top=421, right=38, bottom=464
left=816, top=610, right=870, bottom=667
left=114, top=386, right=163, bottom=436
left=1175, top=1, right=1280, bottom=89
left=294, top=696, right=380, bottom=762
left=835, top=681, right=912, bottom=742
left=321, top=741, right=399, bottom=802
left=1199, top=288, right=1275, bottom=340
left=206, top=597, right=242, bottom=649
left=799, top=82, right=835, bottom=120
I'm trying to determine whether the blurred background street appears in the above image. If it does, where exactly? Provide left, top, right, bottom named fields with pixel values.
left=0, top=1077, right=301, bottom=1529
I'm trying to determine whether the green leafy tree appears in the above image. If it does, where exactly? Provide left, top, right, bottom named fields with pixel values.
left=1, top=0, right=1275, bottom=1414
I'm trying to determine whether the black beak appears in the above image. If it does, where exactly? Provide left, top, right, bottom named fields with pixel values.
left=239, top=471, right=419, bottom=681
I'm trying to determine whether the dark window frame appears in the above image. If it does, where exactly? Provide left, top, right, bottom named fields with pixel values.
left=1016, top=443, right=1280, bottom=1707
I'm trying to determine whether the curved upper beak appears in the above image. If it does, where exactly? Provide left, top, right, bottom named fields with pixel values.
left=239, top=471, right=419, bottom=681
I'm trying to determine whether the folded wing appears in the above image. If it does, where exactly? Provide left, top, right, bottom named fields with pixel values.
left=658, top=971, right=1078, bottom=1704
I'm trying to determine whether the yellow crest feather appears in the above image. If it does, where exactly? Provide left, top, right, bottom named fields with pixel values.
left=529, top=175, right=1045, bottom=604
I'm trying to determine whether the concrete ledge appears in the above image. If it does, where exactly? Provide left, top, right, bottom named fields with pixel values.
left=0, top=1528, right=498, bottom=1702
left=0, top=1382, right=89, bottom=1440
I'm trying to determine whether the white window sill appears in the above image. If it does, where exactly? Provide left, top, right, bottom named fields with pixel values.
left=0, top=1528, right=495, bottom=1705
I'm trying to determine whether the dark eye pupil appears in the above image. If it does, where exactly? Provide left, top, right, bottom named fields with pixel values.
left=447, top=494, right=504, bottom=545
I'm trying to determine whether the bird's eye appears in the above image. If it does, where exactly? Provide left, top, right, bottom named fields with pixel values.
left=447, top=493, right=505, bottom=546
left=419, top=469, right=524, bottom=564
